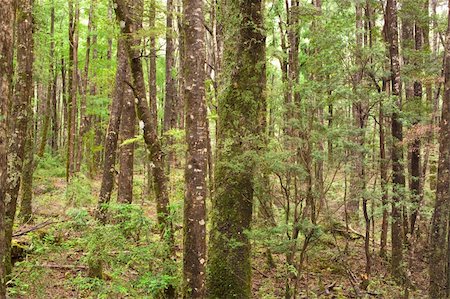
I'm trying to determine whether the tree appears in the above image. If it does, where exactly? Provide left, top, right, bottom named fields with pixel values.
left=67, top=0, right=80, bottom=181
left=0, top=0, right=15, bottom=296
left=206, top=0, right=266, bottom=296
left=5, top=0, right=34, bottom=276
left=117, top=84, right=136, bottom=204
left=112, top=1, right=175, bottom=295
left=386, top=0, right=405, bottom=281
left=96, top=40, right=127, bottom=220
left=429, top=1, right=450, bottom=296
left=164, top=0, right=177, bottom=169
left=182, top=0, right=207, bottom=296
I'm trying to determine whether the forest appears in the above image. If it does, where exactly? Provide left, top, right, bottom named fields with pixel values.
left=0, top=0, right=450, bottom=297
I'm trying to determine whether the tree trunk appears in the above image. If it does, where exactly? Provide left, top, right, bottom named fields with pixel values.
left=182, top=0, right=208, bottom=296
left=379, top=96, right=389, bottom=258
left=386, top=0, right=405, bottom=282
left=113, top=0, right=173, bottom=251
left=50, top=6, right=58, bottom=154
left=164, top=0, right=177, bottom=169
left=206, top=0, right=266, bottom=296
left=117, top=60, right=136, bottom=204
left=96, top=40, right=127, bottom=221
left=19, top=110, right=35, bottom=224
left=5, top=0, right=33, bottom=276
left=409, top=9, right=423, bottom=235
left=67, top=0, right=79, bottom=181
left=76, top=0, right=95, bottom=172
left=0, top=0, right=15, bottom=296
left=39, top=5, right=56, bottom=158
left=429, top=1, right=450, bottom=296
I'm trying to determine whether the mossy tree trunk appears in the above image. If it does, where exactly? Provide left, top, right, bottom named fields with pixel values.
left=19, top=119, right=35, bottom=224
left=0, top=0, right=15, bottom=296
left=5, top=0, right=34, bottom=276
left=386, top=0, right=405, bottom=282
left=429, top=1, right=450, bottom=296
left=206, top=0, right=266, bottom=296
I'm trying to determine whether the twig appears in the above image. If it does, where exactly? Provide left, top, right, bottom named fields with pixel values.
left=252, top=266, right=269, bottom=278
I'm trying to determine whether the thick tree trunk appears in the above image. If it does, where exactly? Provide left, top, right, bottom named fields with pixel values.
left=96, top=40, right=127, bottom=221
left=5, top=0, right=33, bottom=276
left=0, top=0, right=15, bottom=296
left=182, top=0, right=207, bottom=296
left=19, top=113, right=35, bottom=224
left=206, top=0, right=266, bottom=296
left=429, top=1, right=450, bottom=296
left=386, top=0, right=405, bottom=282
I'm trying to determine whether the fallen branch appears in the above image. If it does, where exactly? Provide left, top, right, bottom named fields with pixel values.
left=40, top=263, right=88, bottom=270
left=13, top=220, right=61, bottom=237
left=252, top=266, right=269, bottom=278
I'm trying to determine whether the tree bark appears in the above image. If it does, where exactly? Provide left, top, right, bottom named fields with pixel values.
left=164, top=0, right=177, bottom=169
left=409, top=6, right=423, bottom=235
left=19, top=110, right=35, bottom=224
left=0, top=0, right=15, bottom=296
left=5, top=0, right=33, bottom=276
left=386, top=0, right=405, bottom=282
left=429, top=1, right=450, bottom=296
left=117, top=58, right=136, bottom=204
left=67, top=0, right=79, bottom=181
left=76, top=0, right=96, bottom=172
left=50, top=5, right=58, bottom=154
left=206, top=0, right=266, bottom=296
left=113, top=0, right=173, bottom=250
left=182, top=0, right=207, bottom=296
left=96, top=40, right=127, bottom=221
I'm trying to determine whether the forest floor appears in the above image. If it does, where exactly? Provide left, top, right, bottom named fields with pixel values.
left=7, top=156, right=430, bottom=298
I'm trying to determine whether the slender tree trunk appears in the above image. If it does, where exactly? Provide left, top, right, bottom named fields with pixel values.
left=113, top=0, right=173, bottom=251
left=386, top=0, right=405, bottom=282
left=39, top=5, right=56, bottom=158
left=149, top=0, right=157, bottom=130
left=5, top=0, right=33, bottom=276
left=164, top=0, right=177, bottom=169
left=76, top=0, right=95, bottom=172
left=429, top=1, right=450, bottom=296
left=117, top=58, right=136, bottom=204
left=379, top=95, right=389, bottom=258
left=182, top=0, right=207, bottom=295
left=67, top=0, right=79, bottom=181
left=401, top=0, right=415, bottom=239
left=96, top=40, right=128, bottom=221
left=409, top=10, right=423, bottom=235
left=50, top=5, right=58, bottom=154
left=0, top=0, right=15, bottom=296
left=206, top=0, right=266, bottom=296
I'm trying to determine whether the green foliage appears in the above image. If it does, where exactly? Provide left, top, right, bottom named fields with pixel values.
left=65, top=174, right=95, bottom=207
